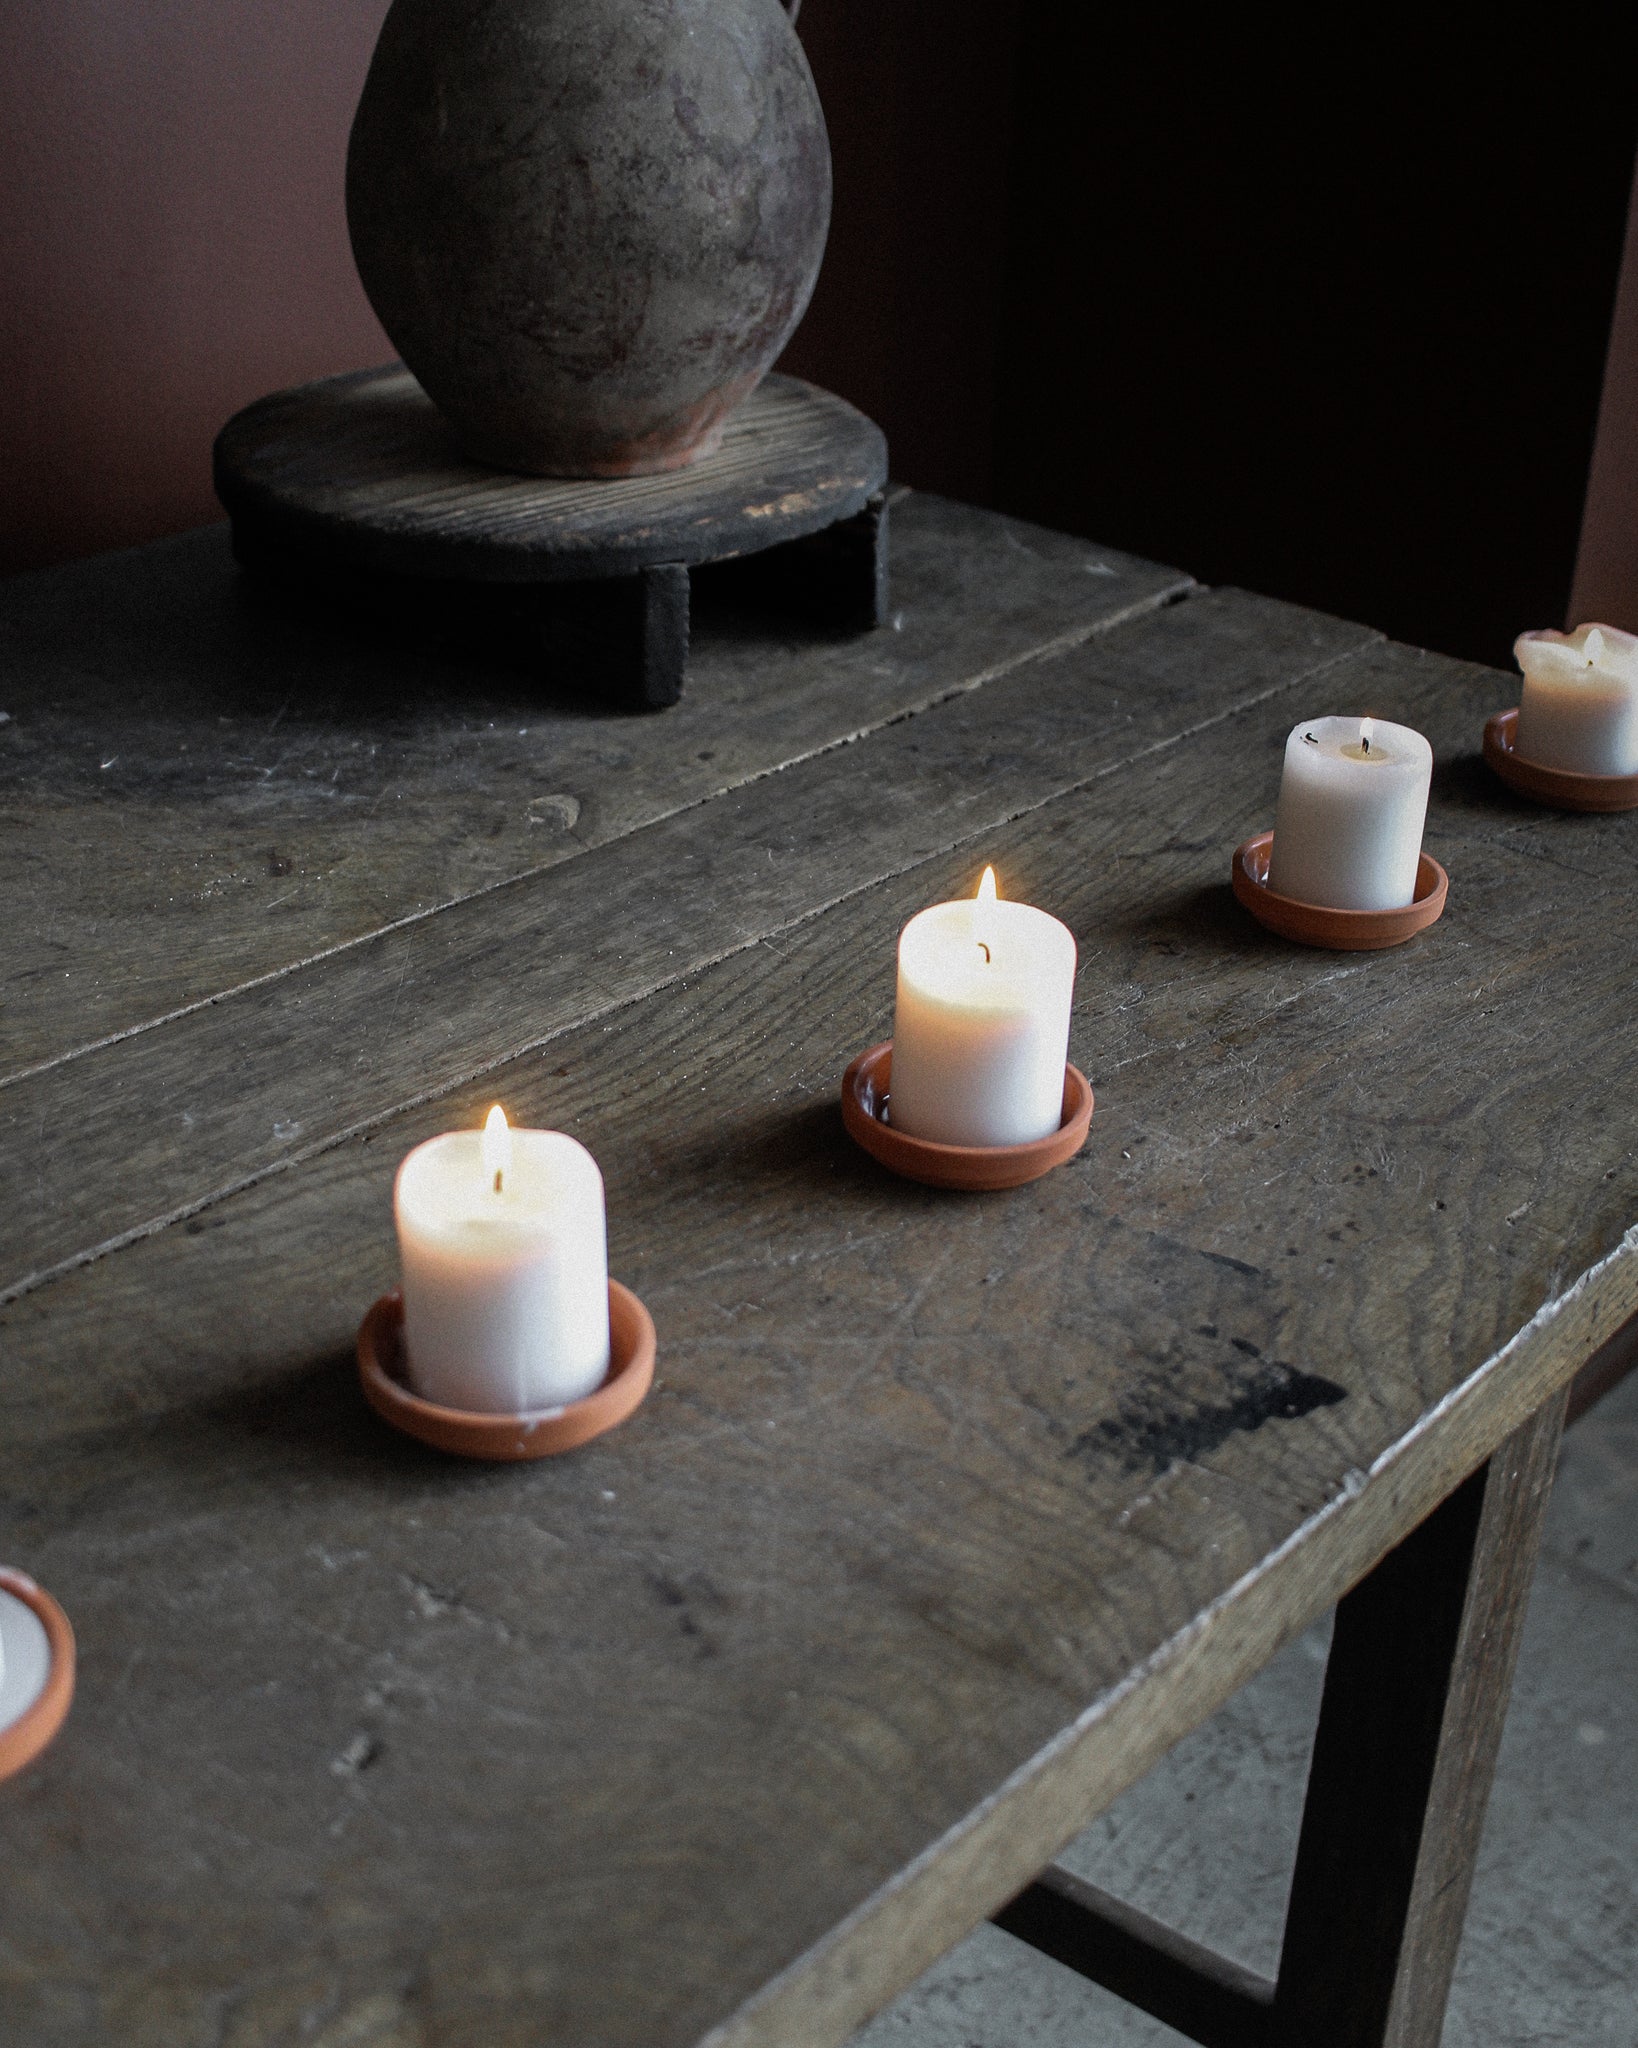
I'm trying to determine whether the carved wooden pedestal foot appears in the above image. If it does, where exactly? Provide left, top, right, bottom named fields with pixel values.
left=216, top=366, right=890, bottom=711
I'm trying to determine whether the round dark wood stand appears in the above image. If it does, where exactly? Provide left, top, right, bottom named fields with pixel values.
left=214, top=367, right=890, bottom=709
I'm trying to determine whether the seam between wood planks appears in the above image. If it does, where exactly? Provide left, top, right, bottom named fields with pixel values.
left=0, top=562, right=1197, bottom=1098
left=0, top=628, right=1372, bottom=1309
left=696, top=1219, right=1638, bottom=2048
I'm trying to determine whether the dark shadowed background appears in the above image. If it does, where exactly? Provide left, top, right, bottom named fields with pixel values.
left=3, top=1, right=1636, bottom=666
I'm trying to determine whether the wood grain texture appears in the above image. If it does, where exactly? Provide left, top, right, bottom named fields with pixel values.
left=1567, top=1308, right=1638, bottom=1422
left=2, top=612, right=1635, bottom=2048
left=0, top=491, right=1187, bottom=1089
left=0, top=492, right=1188, bottom=1082
left=213, top=371, right=889, bottom=584
left=0, top=586, right=1368, bottom=1300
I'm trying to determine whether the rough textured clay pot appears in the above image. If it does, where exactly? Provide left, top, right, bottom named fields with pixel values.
left=346, top=0, right=831, bottom=478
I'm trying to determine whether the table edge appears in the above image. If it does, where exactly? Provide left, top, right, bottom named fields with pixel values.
left=698, top=1224, right=1638, bottom=2048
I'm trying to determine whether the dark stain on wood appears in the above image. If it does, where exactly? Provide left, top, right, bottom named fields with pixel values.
left=1076, top=1360, right=1349, bottom=1476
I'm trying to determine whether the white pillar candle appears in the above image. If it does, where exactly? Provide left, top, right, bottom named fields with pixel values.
left=1514, top=624, right=1638, bottom=775
left=890, top=867, right=1076, bottom=1148
left=0, top=1585, right=51, bottom=1735
left=1266, top=716, right=1433, bottom=912
left=395, top=1107, right=610, bottom=1413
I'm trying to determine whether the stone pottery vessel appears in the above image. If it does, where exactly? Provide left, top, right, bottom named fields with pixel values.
left=346, top=0, right=831, bottom=478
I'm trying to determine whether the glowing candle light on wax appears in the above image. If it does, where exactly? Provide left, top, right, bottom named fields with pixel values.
left=1266, top=715, right=1433, bottom=912
left=888, top=866, right=1077, bottom=1148
left=1513, top=624, right=1638, bottom=775
left=393, top=1105, right=611, bottom=1413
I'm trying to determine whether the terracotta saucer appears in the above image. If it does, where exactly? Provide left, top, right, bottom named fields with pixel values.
left=0, top=1569, right=76, bottom=1784
left=1483, top=707, right=1638, bottom=813
left=841, top=1041, right=1093, bottom=1191
left=1232, top=831, right=1448, bottom=951
left=357, top=1282, right=655, bottom=1461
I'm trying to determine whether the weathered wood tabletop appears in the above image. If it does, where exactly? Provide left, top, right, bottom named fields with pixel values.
left=1, top=494, right=1634, bottom=2048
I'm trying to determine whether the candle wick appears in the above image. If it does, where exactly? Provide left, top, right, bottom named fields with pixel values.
left=976, top=942, right=991, bottom=964
left=1303, top=731, right=1318, bottom=745
left=1360, top=733, right=1370, bottom=754
left=493, top=1169, right=504, bottom=1195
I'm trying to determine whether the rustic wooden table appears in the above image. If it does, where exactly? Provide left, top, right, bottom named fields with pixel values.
left=1, top=494, right=1633, bottom=2048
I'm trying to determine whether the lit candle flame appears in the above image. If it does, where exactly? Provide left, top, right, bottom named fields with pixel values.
left=1585, top=627, right=1605, bottom=666
left=1359, top=716, right=1374, bottom=755
left=973, top=864, right=997, bottom=964
left=481, top=1104, right=513, bottom=1196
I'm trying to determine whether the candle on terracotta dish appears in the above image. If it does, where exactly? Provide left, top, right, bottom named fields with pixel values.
left=1266, top=716, right=1433, bottom=911
left=889, top=867, right=1076, bottom=1148
left=394, top=1106, right=610, bottom=1413
left=1513, top=624, right=1638, bottom=775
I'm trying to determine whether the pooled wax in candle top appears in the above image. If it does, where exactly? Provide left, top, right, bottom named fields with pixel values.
left=395, top=1106, right=610, bottom=1414
left=1514, top=623, right=1638, bottom=776
left=889, top=866, right=1077, bottom=1148
left=1266, top=715, right=1433, bottom=912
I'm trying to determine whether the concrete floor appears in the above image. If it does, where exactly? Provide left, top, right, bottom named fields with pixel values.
left=854, top=1369, right=1638, bottom=2048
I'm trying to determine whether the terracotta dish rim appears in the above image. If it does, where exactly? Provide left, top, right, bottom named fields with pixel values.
left=1232, top=831, right=1448, bottom=951
left=1483, top=707, right=1638, bottom=813
left=0, top=1569, right=76, bottom=1785
left=357, top=1283, right=655, bottom=1461
left=841, top=1042, right=1093, bottom=1190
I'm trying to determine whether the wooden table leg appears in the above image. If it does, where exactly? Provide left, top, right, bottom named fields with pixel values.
left=994, top=1391, right=1567, bottom=2048
left=992, top=1862, right=1273, bottom=2046
left=1270, top=1390, right=1568, bottom=2048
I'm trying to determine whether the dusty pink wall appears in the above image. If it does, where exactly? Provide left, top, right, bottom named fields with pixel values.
left=778, top=0, right=1020, bottom=514
left=0, top=0, right=392, bottom=574
left=0, top=1, right=1015, bottom=578
left=1571, top=162, right=1638, bottom=633
left=5, top=0, right=1616, bottom=635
